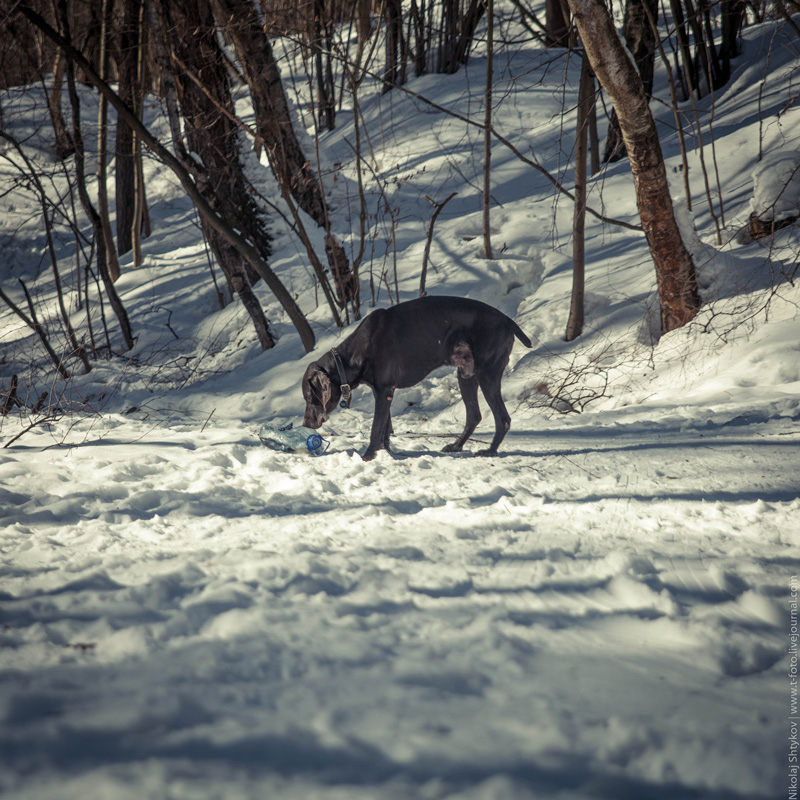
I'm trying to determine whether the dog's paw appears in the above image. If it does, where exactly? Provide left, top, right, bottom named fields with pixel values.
left=361, top=449, right=377, bottom=462
left=475, top=448, right=498, bottom=457
left=441, top=443, right=463, bottom=453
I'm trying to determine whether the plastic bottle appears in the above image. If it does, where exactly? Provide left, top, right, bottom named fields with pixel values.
left=258, top=421, right=329, bottom=456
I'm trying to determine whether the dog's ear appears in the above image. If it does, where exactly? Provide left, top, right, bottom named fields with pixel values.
left=311, top=368, right=332, bottom=407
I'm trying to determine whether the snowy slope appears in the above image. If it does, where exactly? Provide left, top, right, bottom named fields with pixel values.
left=1, top=7, right=799, bottom=800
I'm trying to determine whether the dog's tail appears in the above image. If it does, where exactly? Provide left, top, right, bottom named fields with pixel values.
left=511, top=321, right=532, bottom=348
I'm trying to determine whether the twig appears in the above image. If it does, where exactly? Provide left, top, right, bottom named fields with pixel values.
left=3, top=415, right=60, bottom=449
left=200, top=407, right=216, bottom=434
left=420, top=192, right=458, bottom=297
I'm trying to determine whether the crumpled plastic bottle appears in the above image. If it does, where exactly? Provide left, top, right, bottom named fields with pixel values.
left=258, top=421, right=329, bottom=456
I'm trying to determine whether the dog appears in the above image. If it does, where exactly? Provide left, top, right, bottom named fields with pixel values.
left=302, top=295, right=531, bottom=461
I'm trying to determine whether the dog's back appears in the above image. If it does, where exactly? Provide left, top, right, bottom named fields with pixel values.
left=370, top=295, right=530, bottom=348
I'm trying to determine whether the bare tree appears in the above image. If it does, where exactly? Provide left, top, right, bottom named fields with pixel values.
left=310, top=0, right=336, bottom=131
left=96, top=0, right=121, bottom=283
left=565, top=50, right=592, bottom=341
left=15, top=1, right=315, bottom=352
left=152, top=0, right=276, bottom=350
left=439, top=0, right=485, bottom=73
left=483, top=0, right=494, bottom=260
left=114, top=0, right=146, bottom=258
left=46, top=49, right=74, bottom=159
left=566, top=0, right=700, bottom=332
left=382, top=0, right=406, bottom=91
left=213, top=0, right=355, bottom=316
left=0, top=129, right=91, bottom=372
left=56, top=0, right=134, bottom=351
left=214, top=0, right=325, bottom=224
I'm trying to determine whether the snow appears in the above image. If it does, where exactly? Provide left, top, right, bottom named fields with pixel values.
left=1, top=8, right=799, bottom=800
left=750, top=150, right=800, bottom=221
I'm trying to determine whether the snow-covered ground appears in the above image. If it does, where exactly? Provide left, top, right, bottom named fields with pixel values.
left=1, top=7, right=799, bottom=799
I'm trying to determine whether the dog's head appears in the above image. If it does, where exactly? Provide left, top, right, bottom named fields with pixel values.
left=302, top=362, right=342, bottom=429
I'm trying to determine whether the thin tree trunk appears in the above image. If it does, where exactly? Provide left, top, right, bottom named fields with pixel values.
left=97, top=0, right=121, bottom=283
left=410, top=0, right=427, bottom=76
left=438, top=0, right=485, bottom=73
left=451, top=0, right=485, bottom=70
left=383, top=0, right=404, bottom=91
left=20, top=1, right=312, bottom=352
left=114, top=0, right=141, bottom=257
left=483, top=0, right=494, bottom=260
left=46, top=49, right=74, bottom=159
left=357, top=0, right=372, bottom=44
left=565, top=51, right=591, bottom=341
left=56, top=0, right=134, bottom=351
left=566, top=0, right=700, bottom=333
left=588, top=74, right=600, bottom=175
left=311, top=0, right=335, bottom=131
left=420, top=191, right=457, bottom=297
left=0, top=129, right=91, bottom=372
left=132, top=0, right=150, bottom=263
left=669, top=0, right=695, bottom=101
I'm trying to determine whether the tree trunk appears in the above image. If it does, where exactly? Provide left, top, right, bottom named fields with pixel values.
left=356, top=0, right=372, bottom=45
left=156, top=0, right=275, bottom=351
left=311, top=0, right=335, bottom=131
left=62, top=28, right=134, bottom=351
left=97, top=0, right=121, bottom=283
left=46, top=49, right=74, bottom=159
left=603, top=0, right=658, bottom=163
left=451, top=0, right=485, bottom=70
left=439, top=0, right=485, bottom=73
left=409, top=0, right=427, bottom=76
left=566, top=0, right=700, bottom=333
left=383, top=0, right=404, bottom=92
left=19, top=1, right=314, bottom=353
left=565, top=50, right=592, bottom=341
left=669, top=0, right=696, bottom=101
left=213, top=0, right=325, bottom=224
left=212, top=0, right=355, bottom=320
left=482, top=0, right=494, bottom=260
left=114, top=0, right=141, bottom=257
left=131, top=0, right=150, bottom=267
left=545, top=0, right=570, bottom=46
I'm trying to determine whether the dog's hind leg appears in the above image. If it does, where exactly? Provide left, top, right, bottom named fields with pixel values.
left=477, top=368, right=511, bottom=454
left=383, top=414, right=394, bottom=451
left=442, top=373, right=481, bottom=453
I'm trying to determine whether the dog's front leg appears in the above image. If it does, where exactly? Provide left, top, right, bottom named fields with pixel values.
left=363, top=387, right=394, bottom=461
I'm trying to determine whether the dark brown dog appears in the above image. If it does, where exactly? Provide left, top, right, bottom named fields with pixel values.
left=302, top=295, right=531, bottom=461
